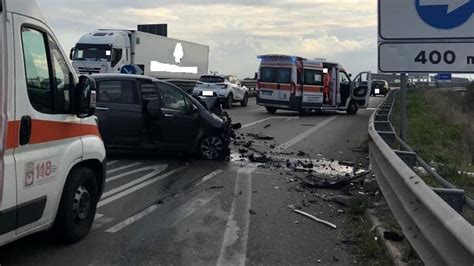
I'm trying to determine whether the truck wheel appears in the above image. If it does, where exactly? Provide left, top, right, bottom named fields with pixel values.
left=241, top=93, right=249, bottom=107
left=223, top=94, right=233, bottom=109
left=265, top=107, right=277, bottom=114
left=198, top=135, right=227, bottom=160
left=347, top=101, right=358, bottom=115
left=54, top=167, right=98, bottom=243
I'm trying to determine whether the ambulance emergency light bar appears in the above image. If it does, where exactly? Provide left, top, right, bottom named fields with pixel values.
left=258, top=54, right=300, bottom=62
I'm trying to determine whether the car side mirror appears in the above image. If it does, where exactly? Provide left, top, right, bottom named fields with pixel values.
left=349, top=73, right=353, bottom=78
left=74, top=75, right=96, bottom=117
left=69, top=47, right=74, bottom=60
left=146, top=99, right=163, bottom=119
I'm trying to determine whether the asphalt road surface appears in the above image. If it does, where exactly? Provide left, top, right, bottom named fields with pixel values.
left=0, top=97, right=384, bottom=265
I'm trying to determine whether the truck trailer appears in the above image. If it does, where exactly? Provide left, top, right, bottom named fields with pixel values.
left=71, top=25, right=209, bottom=80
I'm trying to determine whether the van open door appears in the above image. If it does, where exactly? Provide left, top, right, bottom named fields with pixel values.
left=0, top=0, right=7, bottom=210
left=351, top=71, right=372, bottom=108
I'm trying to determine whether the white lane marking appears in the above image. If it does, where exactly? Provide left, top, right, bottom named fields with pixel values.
left=94, top=213, right=104, bottom=220
left=195, top=169, right=223, bottom=186
left=92, top=216, right=115, bottom=231
left=107, top=162, right=142, bottom=175
left=284, top=116, right=299, bottom=122
left=217, top=165, right=257, bottom=266
left=105, top=204, right=160, bottom=233
left=98, top=166, right=188, bottom=208
left=365, top=107, right=376, bottom=111
left=106, top=160, right=119, bottom=167
left=106, top=164, right=168, bottom=183
left=241, top=117, right=290, bottom=129
left=168, top=191, right=220, bottom=227
left=250, top=108, right=264, bottom=112
left=275, top=116, right=338, bottom=151
left=102, top=165, right=169, bottom=198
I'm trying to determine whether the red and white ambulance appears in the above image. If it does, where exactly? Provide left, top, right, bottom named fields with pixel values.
left=0, top=0, right=106, bottom=246
left=256, top=55, right=372, bottom=115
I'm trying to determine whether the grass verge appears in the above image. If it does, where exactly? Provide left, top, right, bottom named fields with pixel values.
left=391, top=88, right=474, bottom=198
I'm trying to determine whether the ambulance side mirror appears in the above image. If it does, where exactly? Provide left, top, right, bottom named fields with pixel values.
left=69, top=47, right=74, bottom=60
left=74, top=75, right=97, bottom=118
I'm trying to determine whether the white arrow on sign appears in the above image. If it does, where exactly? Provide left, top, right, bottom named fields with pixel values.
left=420, top=0, right=471, bottom=13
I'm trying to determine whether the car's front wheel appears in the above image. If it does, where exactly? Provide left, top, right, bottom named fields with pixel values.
left=198, top=135, right=227, bottom=160
left=54, top=167, right=98, bottom=243
left=241, top=93, right=249, bottom=107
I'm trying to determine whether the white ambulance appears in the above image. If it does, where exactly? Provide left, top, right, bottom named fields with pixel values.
left=256, top=55, right=372, bottom=115
left=0, top=0, right=106, bottom=246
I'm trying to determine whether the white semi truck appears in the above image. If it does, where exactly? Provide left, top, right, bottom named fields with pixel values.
left=71, top=26, right=209, bottom=80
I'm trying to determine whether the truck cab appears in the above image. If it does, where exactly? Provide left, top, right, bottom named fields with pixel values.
left=71, top=30, right=131, bottom=75
left=256, top=55, right=371, bottom=115
left=0, top=0, right=106, bottom=246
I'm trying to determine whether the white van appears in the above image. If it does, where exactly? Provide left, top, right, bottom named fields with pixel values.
left=0, top=0, right=106, bottom=246
left=256, top=55, right=372, bottom=115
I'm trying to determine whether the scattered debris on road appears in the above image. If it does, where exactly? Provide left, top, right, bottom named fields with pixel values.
left=383, top=231, right=405, bottom=242
left=289, top=205, right=337, bottom=229
left=249, top=209, right=257, bottom=215
left=248, top=153, right=272, bottom=163
left=297, top=151, right=309, bottom=157
left=297, top=171, right=371, bottom=189
left=247, top=133, right=274, bottom=140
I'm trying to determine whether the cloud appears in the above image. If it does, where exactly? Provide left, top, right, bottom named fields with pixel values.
left=37, top=0, right=378, bottom=78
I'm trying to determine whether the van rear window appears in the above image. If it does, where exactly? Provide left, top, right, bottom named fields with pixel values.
left=304, top=69, right=323, bottom=86
left=260, top=67, right=292, bottom=84
left=199, top=76, right=225, bottom=83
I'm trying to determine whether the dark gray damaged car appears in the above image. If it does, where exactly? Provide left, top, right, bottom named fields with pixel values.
left=91, top=74, right=235, bottom=160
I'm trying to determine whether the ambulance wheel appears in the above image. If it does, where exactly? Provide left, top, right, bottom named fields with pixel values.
left=314, top=109, right=324, bottom=115
left=347, top=101, right=358, bottom=115
left=241, top=93, right=249, bottom=107
left=266, top=107, right=277, bottom=114
left=299, top=108, right=311, bottom=116
left=223, top=94, right=233, bottom=109
left=54, top=167, right=98, bottom=243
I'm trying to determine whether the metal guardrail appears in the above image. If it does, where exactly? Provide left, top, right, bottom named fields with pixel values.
left=368, top=91, right=474, bottom=266
left=394, top=134, right=474, bottom=210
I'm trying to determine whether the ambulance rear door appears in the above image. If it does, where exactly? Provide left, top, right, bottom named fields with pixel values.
left=12, top=12, right=83, bottom=234
left=259, top=66, right=293, bottom=106
left=351, top=71, right=372, bottom=108
left=301, top=68, right=324, bottom=108
left=0, top=0, right=19, bottom=241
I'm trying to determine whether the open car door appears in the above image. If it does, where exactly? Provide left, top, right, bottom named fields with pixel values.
left=351, top=71, right=372, bottom=108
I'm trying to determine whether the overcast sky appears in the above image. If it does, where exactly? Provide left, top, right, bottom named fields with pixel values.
left=36, top=0, right=378, bottom=78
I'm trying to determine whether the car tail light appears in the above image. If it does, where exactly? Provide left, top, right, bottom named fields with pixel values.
left=218, top=84, right=228, bottom=89
left=256, top=80, right=260, bottom=91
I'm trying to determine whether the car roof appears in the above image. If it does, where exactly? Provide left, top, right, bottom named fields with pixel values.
left=90, top=73, right=159, bottom=82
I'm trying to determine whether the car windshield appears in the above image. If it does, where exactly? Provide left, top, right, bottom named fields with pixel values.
left=74, top=44, right=112, bottom=61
